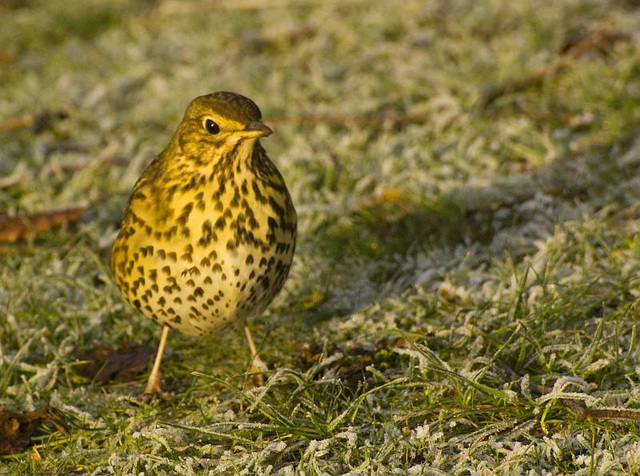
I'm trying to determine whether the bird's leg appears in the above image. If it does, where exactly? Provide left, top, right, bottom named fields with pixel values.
left=244, top=324, right=265, bottom=386
left=144, top=326, right=170, bottom=396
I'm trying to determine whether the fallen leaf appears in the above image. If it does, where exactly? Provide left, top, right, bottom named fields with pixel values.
left=0, top=49, right=15, bottom=64
left=0, top=206, right=87, bottom=243
left=0, top=0, right=31, bottom=9
left=0, top=114, right=33, bottom=133
left=242, top=25, right=316, bottom=50
left=0, top=406, right=65, bottom=454
left=355, top=188, right=408, bottom=210
left=0, top=107, right=70, bottom=133
left=73, top=343, right=154, bottom=385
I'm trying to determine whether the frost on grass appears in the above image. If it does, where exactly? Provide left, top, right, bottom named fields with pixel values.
left=1, top=0, right=640, bottom=473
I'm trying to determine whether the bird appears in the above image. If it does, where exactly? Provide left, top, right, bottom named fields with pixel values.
left=111, top=91, right=297, bottom=395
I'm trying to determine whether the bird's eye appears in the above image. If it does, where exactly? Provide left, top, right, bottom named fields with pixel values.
left=204, top=119, right=220, bottom=134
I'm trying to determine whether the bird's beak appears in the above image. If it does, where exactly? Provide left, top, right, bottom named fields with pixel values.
left=238, top=122, right=273, bottom=139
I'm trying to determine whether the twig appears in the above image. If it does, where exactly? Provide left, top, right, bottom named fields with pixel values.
left=481, top=27, right=634, bottom=107
left=158, top=0, right=365, bottom=15
left=267, top=111, right=430, bottom=127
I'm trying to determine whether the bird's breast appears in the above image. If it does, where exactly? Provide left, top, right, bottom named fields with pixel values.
left=112, top=167, right=297, bottom=337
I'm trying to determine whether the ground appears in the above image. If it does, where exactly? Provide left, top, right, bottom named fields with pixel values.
left=1, top=0, right=640, bottom=474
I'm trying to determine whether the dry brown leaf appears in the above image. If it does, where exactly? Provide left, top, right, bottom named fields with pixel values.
left=0, top=206, right=87, bottom=243
left=0, top=49, right=15, bottom=65
left=243, top=25, right=316, bottom=49
left=0, top=406, right=65, bottom=454
left=355, top=189, right=408, bottom=210
left=0, top=108, right=70, bottom=133
left=0, top=114, right=33, bottom=133
left=73, top=343, right=155, bottom=385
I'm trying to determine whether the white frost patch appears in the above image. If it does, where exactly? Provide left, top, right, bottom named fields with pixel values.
left=584, top=358, right=610, bottom=375
left=336, top=429, right=358, bottom=448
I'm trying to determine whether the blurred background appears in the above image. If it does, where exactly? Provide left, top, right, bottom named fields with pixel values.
left=2, top=0, right=638, bottom=309
left=1, top=0, right=640, bottom=472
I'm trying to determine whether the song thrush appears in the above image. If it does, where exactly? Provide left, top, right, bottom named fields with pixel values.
left=112, top=92, right=297, bottom=395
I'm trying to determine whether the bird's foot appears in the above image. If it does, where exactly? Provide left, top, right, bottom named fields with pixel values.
left=247, top=355, right=268, bottom=388
left=142, top=385, right=170, bottom=403
left=142, top=371, right=170, bottom=402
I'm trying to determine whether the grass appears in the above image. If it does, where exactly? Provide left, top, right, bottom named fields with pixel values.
left=1, top=0, right=640, bottom=473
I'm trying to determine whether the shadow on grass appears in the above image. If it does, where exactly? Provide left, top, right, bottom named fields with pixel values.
left=295, top=133, right=638, bottom=323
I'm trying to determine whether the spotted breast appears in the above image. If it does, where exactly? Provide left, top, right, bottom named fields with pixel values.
left=112, top=93, right=297, bottom=337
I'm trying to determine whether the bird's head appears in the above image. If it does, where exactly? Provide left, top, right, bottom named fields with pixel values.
left=173, top=91, right=272, bottom=157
